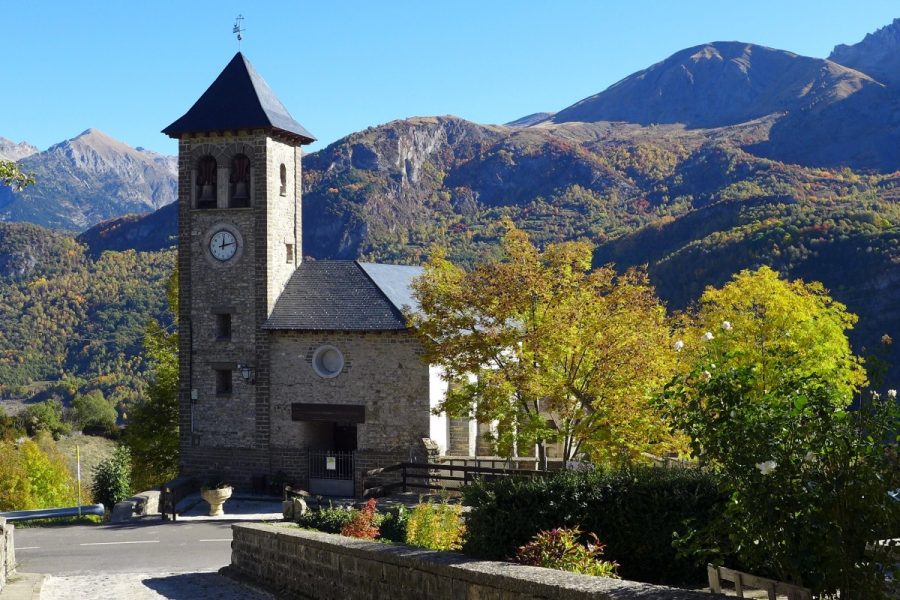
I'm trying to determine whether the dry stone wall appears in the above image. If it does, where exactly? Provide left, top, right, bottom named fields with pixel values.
left=229, top=523, right=723, bottom=600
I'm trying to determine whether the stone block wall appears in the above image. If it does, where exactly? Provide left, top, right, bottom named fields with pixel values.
left=230, top=523, right=723, bottom=600
left=269, top=331, right=431, bottom=453
left=0, top=517, right=14, bottom=592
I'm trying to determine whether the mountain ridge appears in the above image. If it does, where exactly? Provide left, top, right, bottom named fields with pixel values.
left=0, top=128, right=176, bottom=231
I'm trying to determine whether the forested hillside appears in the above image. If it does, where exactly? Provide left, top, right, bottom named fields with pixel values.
left=0, top=222, right=173, bottom=407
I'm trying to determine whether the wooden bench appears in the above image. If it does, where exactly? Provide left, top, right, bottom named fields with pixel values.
left=708, top=565, right=811, bottom=600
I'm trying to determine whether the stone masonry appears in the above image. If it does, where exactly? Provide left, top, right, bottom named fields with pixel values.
left=178, top=131, right=301, bottom=486
left=229, top=523, right=725, bottom=600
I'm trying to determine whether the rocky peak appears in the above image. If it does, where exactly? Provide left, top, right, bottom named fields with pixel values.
left=0, top=137, right=39, bottom=162
left=829, top=18, right=900, bottom=86
left=551, top=41, right=876, bottom=128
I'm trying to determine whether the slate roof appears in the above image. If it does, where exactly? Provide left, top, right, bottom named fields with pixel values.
left=264, top=261, right=423, bottom=331
left=162, top=52, right=316, bottom=144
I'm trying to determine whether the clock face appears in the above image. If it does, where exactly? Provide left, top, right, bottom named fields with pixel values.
left=209, top=230, right=238, bottom=261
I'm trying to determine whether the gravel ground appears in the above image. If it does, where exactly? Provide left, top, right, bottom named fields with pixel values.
left=39, top=571, right=274, bottom=600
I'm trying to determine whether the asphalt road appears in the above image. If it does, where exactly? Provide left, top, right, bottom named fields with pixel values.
left=14, top=520, right=236, bottom=575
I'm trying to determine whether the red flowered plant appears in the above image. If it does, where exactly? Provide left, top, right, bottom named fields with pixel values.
left=340, top=498, right=380, bottom=539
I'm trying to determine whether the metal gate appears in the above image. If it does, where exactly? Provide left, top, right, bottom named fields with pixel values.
left=308, top=450, right=355, bottom=496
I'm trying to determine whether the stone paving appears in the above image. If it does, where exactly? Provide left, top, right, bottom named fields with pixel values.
left=39, top=571, right=274, bottom=600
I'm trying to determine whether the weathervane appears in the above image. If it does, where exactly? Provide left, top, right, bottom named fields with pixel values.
left=233, top=14, right=246, bottom=49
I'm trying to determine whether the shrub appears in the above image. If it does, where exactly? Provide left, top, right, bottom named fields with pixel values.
left=462, top=467, right=726, bottom=585
left=297, top=501, right=356, bottom=533
left=20, top=399, right=70, bottom=439
left=91, top=445, right=132, bottom=510
left=516, top=527, right=618, bottom=578
left=341, top=498, right=379, bottom=539
left=0, top=433, right=80, bottom=511
left=72, top=390, right=117, bottom=436
left=377, top=504, right=409, bottom=543
left=405, top=498, right=465, bottom=551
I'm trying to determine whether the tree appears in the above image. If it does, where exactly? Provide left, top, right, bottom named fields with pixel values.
left=72, top=390, right=118, bottom=436
left=676, top=266, right=866, bottom=402
left=410, top=223, right=681, bottom=466
left=20, top=398, right=70, bottom=440
left=0, top=160, right=34, bottom=191
left=123, top=270, right=179, bottom=490
left=659, top=268, right=897, bottom=597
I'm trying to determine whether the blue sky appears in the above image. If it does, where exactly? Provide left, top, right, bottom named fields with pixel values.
left=3, top=1, right=897, bottom=155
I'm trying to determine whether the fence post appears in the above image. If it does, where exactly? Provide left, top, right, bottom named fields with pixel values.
left=402, top=465, right=407, bottom=493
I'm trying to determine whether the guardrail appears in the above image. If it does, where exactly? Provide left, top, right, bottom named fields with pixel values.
left=0, top=504, right=106, bottom=522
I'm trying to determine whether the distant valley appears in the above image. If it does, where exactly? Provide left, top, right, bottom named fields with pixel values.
left=2, top=18, right=900, bottom=402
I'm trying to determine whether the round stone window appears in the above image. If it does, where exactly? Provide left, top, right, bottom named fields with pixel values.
left=312, top=345, right=344, bottom=378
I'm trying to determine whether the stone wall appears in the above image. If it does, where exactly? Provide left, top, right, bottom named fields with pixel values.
left=0, top=517, right=14, bottom=592
left=269, top=331, right=431, bottom=453
left=229, top=523, right=721, bottom=600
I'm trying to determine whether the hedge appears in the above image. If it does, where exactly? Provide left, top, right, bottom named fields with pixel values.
left=461, top=466, right=726, bottom=585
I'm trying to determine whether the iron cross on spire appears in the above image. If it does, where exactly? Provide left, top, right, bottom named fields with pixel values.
left=233, top=14, right=246, bottom=49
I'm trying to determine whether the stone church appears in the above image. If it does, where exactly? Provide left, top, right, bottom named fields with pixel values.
left=162, top=53, right=460, bottom=495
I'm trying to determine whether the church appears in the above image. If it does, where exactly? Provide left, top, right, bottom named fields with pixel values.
left=162, top=53, right=458, bottom=496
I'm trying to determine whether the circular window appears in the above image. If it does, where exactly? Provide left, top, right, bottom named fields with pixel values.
left=312, top=345, right=344, bottom=378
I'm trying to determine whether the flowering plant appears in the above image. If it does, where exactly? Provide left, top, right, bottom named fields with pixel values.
left=515, top=526, right=619, bottom=578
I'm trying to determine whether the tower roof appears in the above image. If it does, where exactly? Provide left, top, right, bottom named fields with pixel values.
left=162, top=52, right=316, bottom=144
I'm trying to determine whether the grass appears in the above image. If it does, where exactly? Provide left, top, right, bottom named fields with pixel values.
left=12, top=515, right=102, bottom=528
left=56, top=433, right=118, bottom=488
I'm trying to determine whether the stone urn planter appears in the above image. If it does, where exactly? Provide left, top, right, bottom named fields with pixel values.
left=200, top=486, right=233, bottom=516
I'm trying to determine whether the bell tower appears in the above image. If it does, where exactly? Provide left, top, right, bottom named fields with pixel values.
left=163, top=52, right=315, bottom=485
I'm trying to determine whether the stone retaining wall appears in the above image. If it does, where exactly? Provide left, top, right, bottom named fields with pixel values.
left=229, top=523, right=722, bottom=600
left=0, top=517, right=14, bottom=592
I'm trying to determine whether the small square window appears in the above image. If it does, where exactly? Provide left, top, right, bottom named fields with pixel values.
left=286, top=243, right=294, bottom=264
left=215, top=369, right=233, bottom=395
left=216, top=313, right=232, bottom=340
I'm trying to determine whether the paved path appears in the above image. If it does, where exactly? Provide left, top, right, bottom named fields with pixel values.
left=3, top=497, right=285, bottom=599
left=40, top=571, right=274, bottom=600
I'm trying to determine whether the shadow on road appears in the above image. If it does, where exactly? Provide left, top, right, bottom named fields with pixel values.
left=142, top=571, right=272, bottom=599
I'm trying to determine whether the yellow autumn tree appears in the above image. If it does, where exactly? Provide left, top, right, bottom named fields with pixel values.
left=410, top=222, right=682, bottom=466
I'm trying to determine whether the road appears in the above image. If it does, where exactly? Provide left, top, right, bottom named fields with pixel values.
left=11, top=520, right=275, bottom=599
left=15, top=521, right=235, bottom=575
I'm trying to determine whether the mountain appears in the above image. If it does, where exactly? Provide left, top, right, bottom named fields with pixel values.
left=0, top=137, right=38, bottom=162
left=15, top=18, right=900, bottom=396
left=830, top=18, right=900, bottom=86
left=77, top=201, right=178, bottom=257
left=551, top=42, right=878, bottom=129
left=0, top=129, right=176, bottom=231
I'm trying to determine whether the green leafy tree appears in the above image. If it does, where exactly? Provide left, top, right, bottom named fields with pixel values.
left=72, top=390, right=118, bottom=435
left=20, top=398, right=70, bottom=439
left=123, top=270, right=179, bottom=490
left=91, top=445, right=132, bottom=510
left=0, top=160, right=34, bottom=190
left=411, top=222, right=681, bottom=466
left=659, top=268, right=898, bottom=597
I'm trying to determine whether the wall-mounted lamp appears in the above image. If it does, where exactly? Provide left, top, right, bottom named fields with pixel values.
left=237, top=363, right=256, bottom=384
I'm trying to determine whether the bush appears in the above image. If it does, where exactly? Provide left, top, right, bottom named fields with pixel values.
left=405, top=498, right=465, bottom=551
left=0, top=433, right=81, bottom=511
left=462, top=467, right=726, bottom=585
left=72, top=390, right=117, bottom=436
left=341, top=498, right=379, bottom=539
left=91, top=445, right=132, bottom=510
left=297, top=501, right=356, bottom=533
left=516, top=527, right=618, bottom=578
left=377, top=505, right=409, bottom=543
left=20, top=399, right=70, bottom=439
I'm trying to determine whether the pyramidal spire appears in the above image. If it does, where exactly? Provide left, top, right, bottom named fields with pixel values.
left=163, top=53, right=315, bottom=144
